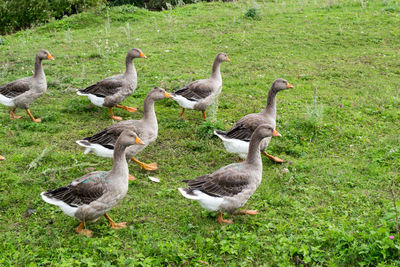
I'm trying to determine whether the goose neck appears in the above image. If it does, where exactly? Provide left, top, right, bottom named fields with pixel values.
left=33, top=56, right=44, bottom=79
left=142, top=96, right=156, bottom=122
left=244, top=134, right=263, bottom=166
left=263, top=88, right=278, bottom=117
left=109, top=142, right=129, bottom=179
left=210, top=59, right=221, bottom=81
left=125, top=55, right=136, bottom=75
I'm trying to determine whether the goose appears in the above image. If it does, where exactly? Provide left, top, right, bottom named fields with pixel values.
left=172, top=52, right=230, bottom=120
left=179, top=124, right=280, bottom=223
left=76, top=87, right=172, bottom=173
left=0, top=49, right=54, bottom=122
left=41, top=130, right=145, bottom=237
left=77, top=48, right=146, bottom=120
left=214, top=78, right=293, bottom=162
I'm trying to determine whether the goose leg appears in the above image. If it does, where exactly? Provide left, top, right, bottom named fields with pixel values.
left=75, top=221, right=92, bottom=237
left=216, top=212, right=233, bottom=224
left=9, top=108, right=22, bottom=119
left=131, top=157, right=158, bottom=171
left=235, top=210, right=259, bottom=215
left=109, top=107, right=122, bottom=120
left=116, top=104, right=138, bottom=113
left=180, top=108, right=185, bottom=118
left=262, top=151, right=284, bottom=163
left=202, top=111, right=206, bottom=120
left=104, top=213, right=127, bottom=229
left=26, top=109, right=41, bottom=122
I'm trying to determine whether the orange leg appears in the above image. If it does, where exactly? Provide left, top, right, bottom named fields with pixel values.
left=75, top=221, right=92, bottom=237
left=104, top=213, right=127, bottom=229
left=262, top=151, right=284, bottom=163
left=216, top=211, right=233, bottom=224
left=116, top=104, right=138, bottom=113
left=202, top=111, right=206, bottom=120
left=26, top=109, right=41, bottom=122
left=109, top=107, right=122, bottom=120
left=235, top=210, right=259, bottom=215
left=9, top=108, right=22, bottom=119
left=180, top=108, right=185, bottom=118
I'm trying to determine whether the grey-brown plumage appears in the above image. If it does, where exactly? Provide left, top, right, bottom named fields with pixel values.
left=214, top=78, right=293, bottom=160
left=77, top=48, right=146, bottom=120
left=179, top=124, right=276, bottom=223
left=172, top=52, right=230, bottom=119
left=41, top=130, right=144, bottom=237
left=0, top=49, right=54, bottom=122
left=76, top=87, right=172, bottom=170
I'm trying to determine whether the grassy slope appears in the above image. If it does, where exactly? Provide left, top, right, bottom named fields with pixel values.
left=0, top=0, right=400, bottom=265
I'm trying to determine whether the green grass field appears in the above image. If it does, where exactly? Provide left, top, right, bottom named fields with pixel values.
left=1, top=0, right=400, bottom=265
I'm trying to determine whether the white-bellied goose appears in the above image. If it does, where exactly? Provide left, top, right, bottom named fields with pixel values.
left=214, top=79, right=293, bottom=162
left=179, top=124, right=280, bottom=224
left=76, top=87, right=172, bottom=174
left=41, top=130, right=144, bottom=237
left=0, top=49, right=54, bottom=122
left=77, top=48, right=146, bottom=120
left=172, top=52, right=230, bottom=120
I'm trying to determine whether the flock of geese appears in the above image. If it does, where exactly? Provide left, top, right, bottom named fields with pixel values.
left=0, top=48, right=293, bottom=237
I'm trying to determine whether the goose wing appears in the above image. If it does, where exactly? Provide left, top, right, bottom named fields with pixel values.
left=0, top=77, right=31, bottom=98
left=224, top=114, right=266, bottom=142
left=174, top=80, right=214, bottom=101
left=43, top=171, right=109, bottom=207
left=184, top=165, right=249, bottom=197
left=79, top=76, right=124, bottom=97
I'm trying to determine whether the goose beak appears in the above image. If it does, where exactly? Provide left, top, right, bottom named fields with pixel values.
left=286, top=83, right=294, bottom=89
left=272, top=129, right=282, bottom=137
left=135, top=136, right=145, bottom=145
left=47, top=54, right=55, bottom=60
left=164, top=92, right=173, bottom=98
left=226, top=56, right=231, bottom=62
left=139, top=52, right=147, bottom=58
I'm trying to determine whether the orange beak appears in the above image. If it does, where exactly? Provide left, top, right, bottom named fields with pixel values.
left=272, top=129, right=282, bottom=137
left=226, top=56, right=231, bottom=62
left=135, top=136, right=145, bottom=145
left=164, top=92, right=173, bottom=98
left=47, top=54, right=55, bottom=60
left=139, top=52, right=147, bottom=58
left=286, top=83, right=294, bottom=89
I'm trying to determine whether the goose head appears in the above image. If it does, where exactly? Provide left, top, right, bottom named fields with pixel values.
left=37, top=49, right=54, bottom=61
left=253, top=124, right=281, bottom=140
left=215, top=52, right=230, bottom=63
left=270, top=78, right=294, bottom=92
left=127, top=48, right=147, bottom=59
left=117, top=129, right=145, bottom=147
left=147, top=87, right=173, bottom=101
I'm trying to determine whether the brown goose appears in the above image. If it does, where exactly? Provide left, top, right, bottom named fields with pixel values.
left=76, top=87, right=172, bottom=172
left=172, top=52, right=230, bottom=119
left=77, top=48, right=146, bottom=120
left=214, top=78, right=293, bottom=162
left=41, top=130, right=145, bottom=237
left=179, top=124, right=280, bottom=224
left=0, top=49, right=54, bottom=122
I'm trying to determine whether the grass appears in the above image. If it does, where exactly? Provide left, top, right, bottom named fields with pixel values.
left=1, top=0, right=400, bottom=265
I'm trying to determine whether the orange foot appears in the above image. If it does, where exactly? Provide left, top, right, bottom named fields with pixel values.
left=263, top=152, right=284, bottom=163
left=76, top=222, right=92, bottom=237
left=110, top=221, right=127, bottom=229
left=10, top=109, right=22, bottom=119
left=32, top=118, right=42, bottom=123
left=111, top=115, right=123, bottom=121
left=216, top=212, right=233, bottom=224
left=236, top=210, right=259, bottom=215
left=129, top=174, right=136, bottom=181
